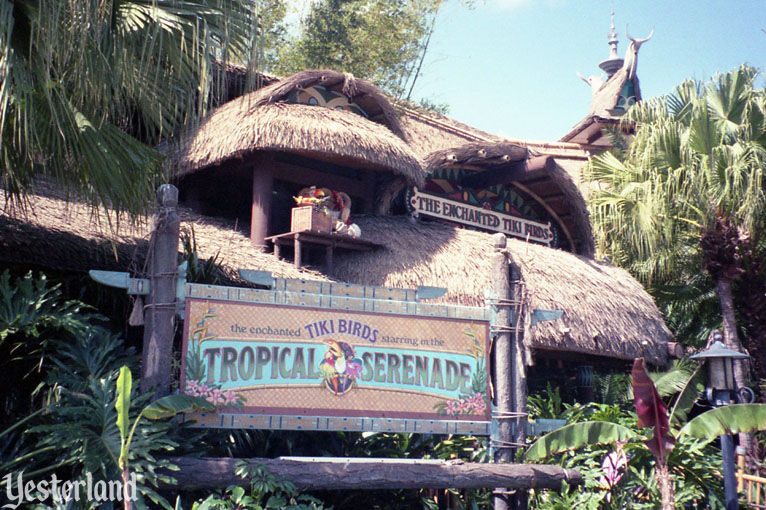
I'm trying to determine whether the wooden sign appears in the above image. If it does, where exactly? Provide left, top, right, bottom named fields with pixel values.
left=409, top=188, right=553, bottom=245
left=181, top=283, right=491, bottom=434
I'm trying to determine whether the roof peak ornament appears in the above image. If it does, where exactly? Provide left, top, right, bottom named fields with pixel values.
left=623, top=26, right=654, bottom=80
left=598, top=9, right=624, bottom=79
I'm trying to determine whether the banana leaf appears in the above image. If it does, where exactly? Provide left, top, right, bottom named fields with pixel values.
left=525, top=421, right=636, bottom=461
left=142, top=394, right=215, bottom=420
left=680, top=404, right=766, bottom=438
left=632, top=358, right=674, bottom=460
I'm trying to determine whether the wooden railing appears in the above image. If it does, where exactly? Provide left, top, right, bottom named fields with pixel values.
left=738, top=453, right=766, bottom=508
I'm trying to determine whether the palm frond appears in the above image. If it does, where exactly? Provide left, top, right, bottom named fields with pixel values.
left=0, top=0, right=260, bottom=215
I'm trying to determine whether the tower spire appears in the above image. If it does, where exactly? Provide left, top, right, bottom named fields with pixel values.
left=599, top=9, right=624, bottom=78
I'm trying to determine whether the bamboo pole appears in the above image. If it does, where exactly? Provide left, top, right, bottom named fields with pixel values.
left=509, top=253, right=528, bottom=510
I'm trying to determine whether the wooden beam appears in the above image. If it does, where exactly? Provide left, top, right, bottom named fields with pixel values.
left=250, top=153, right=274, bottom=251
left=374, top=177, right=406, bottom=215
left=510, top=181, right=576, bottom=252
left=165, top=457, right=582, bottom=491
left=275, top=161, right=367, bottom=197
left=459, top=156, right=556, bottom=189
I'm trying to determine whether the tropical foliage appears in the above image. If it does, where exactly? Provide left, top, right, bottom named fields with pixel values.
left=586, top=65, right=766, bottom=385
left=0, top=270, right=99, bottom=426
left=526, top=358, right=766, bottom=509
left=0, top=0, right=259, bottom=214
left=187, top=461, right=330, bottom=510
left=275, top=0, right=444, bottom=100
left=115, top=366, right=214, bottom=509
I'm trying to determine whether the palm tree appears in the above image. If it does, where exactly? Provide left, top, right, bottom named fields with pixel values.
left=587, top=65, right=766, bottom=389
left=0, top=0, right=259, bottom=215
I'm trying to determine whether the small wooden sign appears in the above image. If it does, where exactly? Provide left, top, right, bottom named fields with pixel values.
left=409, top=188, right=553, bottom=245
left=291, top=205, right=333, bottom=233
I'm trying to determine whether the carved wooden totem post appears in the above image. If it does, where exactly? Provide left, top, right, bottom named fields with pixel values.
left=140, top=184, right=181, bottom=397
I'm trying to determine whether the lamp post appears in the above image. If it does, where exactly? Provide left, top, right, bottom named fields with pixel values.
left=690, top=332, right=750, bottom=510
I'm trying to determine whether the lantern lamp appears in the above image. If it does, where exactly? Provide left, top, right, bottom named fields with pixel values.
left=691, top=332, right=751, bottom=510
left=690, top=337, right=749, bottom=406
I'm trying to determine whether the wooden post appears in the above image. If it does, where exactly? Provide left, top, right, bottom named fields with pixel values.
left=362, top=169, right=376, bottom=215
left=294, top=236, right=302, bottom=267
left=165, top=457, right=582, bottom=491
left=374, top=177, right=406, bottom=215
left=325, top=245, right=334, bottom=274
left=140, top=184, right=181, bottom=398
left=251, top=153, right=275, bottom=251
left=491, top=234, right=528, bottom=510
left=491, top=233, right=513, bottom=510
left=509, top=258, right=528, bottom=510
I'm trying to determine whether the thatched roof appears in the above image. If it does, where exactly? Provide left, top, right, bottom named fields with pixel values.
left=400, top=108, right=502, bottom=159
left=425, top=141, right=528, bottom=172
left=332, top=216, right=671, bottom=365
left=423, top=141, right=595, bottom=257
left=560, top=66, right=640, bottom=145
left=251, top=70, right=407, bottom=140
left=589, top=66, right=641, bottom=118
left=171, top=101, right=425, bottom=187
left=0, top=189, right=670, bottom=364
left=0, top=187, right=331, bottom=283
left=210, top=62, right=280, bottom=105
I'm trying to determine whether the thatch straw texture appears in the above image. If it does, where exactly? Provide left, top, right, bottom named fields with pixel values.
left=425, top=141, right=528, bottom=172
left=332, top=216, right=670, bottom=365
left=250, top=70, right=407, bottom=141
left=543, top=158, right=595, bottom=257
left=172, top=101, right=425, bottom=187
left=422, top=141, right=595, bottom=257
left=400, top=109, right=502, bottom=159
left=0, top=189, right=670, bottom=364
left=0, top=188, right=331, bottom=283
left=589, top=67, right=641, bottom=118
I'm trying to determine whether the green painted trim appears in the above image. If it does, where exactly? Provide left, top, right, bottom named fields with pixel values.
left=186, top=283, right=488, bottom=321
left=182, top=413, right=491, bottom=435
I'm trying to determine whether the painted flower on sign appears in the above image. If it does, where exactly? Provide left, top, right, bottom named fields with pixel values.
left=182, top=302, right=244, bottom=409
left=434, top=324, right=489, bottom=417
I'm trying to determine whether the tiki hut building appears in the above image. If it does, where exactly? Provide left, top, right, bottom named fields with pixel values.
left=172, top=70, right=425, bottom=251
left=0, top=23, right=673, bottom=395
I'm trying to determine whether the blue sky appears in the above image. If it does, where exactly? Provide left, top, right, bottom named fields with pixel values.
left=406, top=0, right=766, bottom=141
left=284, top=0, right=765, bottom=141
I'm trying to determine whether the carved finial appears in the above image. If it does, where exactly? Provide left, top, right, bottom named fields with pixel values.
left=577, top=71, right=605, bottom=96
left=493, top=232, right=507, bottom=251
left=156, top=184, right=178, bottom=207
left=598, top=9, right=624, bottom=79
left=623, top=25, right=654, bottom=79
left=607, top=9, right=619, bottom=59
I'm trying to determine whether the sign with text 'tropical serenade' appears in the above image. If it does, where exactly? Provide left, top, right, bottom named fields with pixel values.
left=181, top=295, right=490, bottom=428
left=409, top=187, right=553, bottom=245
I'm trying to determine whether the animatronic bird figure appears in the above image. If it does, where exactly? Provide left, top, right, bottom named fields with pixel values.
left=319, top=338, right=363, bottom=395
